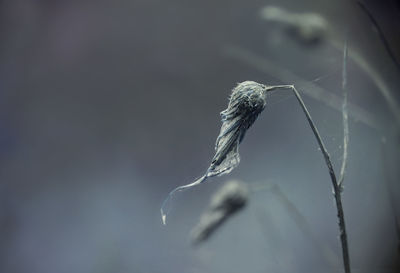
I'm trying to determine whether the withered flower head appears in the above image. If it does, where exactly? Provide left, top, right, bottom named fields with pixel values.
left=161, top=81, right=268, bottom=225
left=190, top=180, right=249, bottom=244
left=208, top=81, right=268, bottom=177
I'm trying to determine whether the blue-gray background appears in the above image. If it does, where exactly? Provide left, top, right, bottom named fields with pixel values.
left=0, top=0, right=399, bottom=272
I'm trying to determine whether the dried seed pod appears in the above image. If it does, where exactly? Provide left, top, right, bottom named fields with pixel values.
left=161, top=81, right=269, bottom=225
left=260, top=6, right=328, bottom=44
left=190, top=180, right=248, bottom=244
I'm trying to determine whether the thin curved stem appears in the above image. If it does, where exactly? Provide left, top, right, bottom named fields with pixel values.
left=339, top=40, right=349, bottom=188
left=357, top=1, right=400, bottom=73
left=267, top=85, right=351, bottom=273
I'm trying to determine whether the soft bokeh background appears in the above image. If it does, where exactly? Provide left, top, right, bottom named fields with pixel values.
left=0, top=0, right=399, bottom=272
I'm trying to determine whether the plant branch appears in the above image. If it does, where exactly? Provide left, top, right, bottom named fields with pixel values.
left=267, top=85, right=351, bottom=273
left=339, top=40, right=349, bottom=188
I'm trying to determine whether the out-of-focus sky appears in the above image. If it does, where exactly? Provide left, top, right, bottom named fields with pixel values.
left=0, top=0, right=399, bottom=272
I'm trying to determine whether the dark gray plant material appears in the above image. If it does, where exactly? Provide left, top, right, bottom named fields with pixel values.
left=209, top=81, right=269, bottom=177
left=161, top=81, right=272, bottom=225
left=190, top=180, right=248, bottom=244
left=260, top=6, right=328, bottom=44
left=338, top=40, right=352, bottom=272
left=161, top=80, right=351, bottom=273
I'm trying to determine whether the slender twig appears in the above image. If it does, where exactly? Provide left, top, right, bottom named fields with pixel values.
left=329, top=33, right=400, bottom=129
left=339, top=40, right=349, bottom=188
left=357, top=1, right=400, bottom=73
left=266, top=85, right=351, bottom=273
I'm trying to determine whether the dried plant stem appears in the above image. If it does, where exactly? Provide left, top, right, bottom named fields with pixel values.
left=329, top=40, right=400, bottom=127
left=357, top=1, right=400, bottom=72
left=267, top=85, right=351, bottom=273
left=339, top=40, right=349, bottom=188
